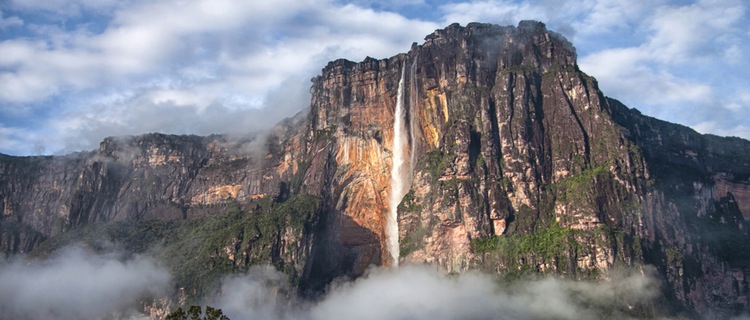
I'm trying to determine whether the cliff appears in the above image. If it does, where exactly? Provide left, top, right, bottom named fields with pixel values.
left=1, top=21, right=748, bottom=318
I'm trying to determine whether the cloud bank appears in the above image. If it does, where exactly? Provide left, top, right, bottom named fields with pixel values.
left=0, top=246, right=171, bottom=320
left=209, top=265, right=661, bottom=320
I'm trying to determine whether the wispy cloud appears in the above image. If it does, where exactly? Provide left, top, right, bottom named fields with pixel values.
left=0, top=11, right=23, bottom=29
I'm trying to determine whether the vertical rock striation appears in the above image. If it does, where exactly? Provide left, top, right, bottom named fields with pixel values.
left=307, top=21, right=750, bottom=317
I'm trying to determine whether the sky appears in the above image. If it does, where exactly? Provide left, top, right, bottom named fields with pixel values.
left=0, top=0, right=747, bottom=156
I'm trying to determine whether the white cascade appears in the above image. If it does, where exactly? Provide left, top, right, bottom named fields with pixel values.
left=387, top=64, right=409, bottom=267
left=409, top=56, right=419, bottom=173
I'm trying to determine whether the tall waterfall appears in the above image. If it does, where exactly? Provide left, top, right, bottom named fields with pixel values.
left=387, top=64, right=409, bottom=266
left=409, top=57, right=419, bottom=173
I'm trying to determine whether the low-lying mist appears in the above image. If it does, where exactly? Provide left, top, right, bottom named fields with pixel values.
left=210, top=265, right=663, bottom=320
left=0, top=246, right=171, bottom=320
left=8, top=245, right=748, bottom=320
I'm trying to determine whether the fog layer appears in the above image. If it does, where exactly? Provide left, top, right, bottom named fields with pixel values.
left=0, top=246, right=171, bottom=320
left=211, top=265, right=661, bottom=320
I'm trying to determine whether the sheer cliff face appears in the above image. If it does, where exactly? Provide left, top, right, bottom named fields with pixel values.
left=1, top=133, right=285, bottom=235
left=1, top=21, right=749, bottom=317
left=305, top=21, right=750, bottom=316
left=309, top=21, right=646, bottom=272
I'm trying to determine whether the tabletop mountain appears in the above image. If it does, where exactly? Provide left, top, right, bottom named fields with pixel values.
left=1, top=21, right=749, bottom=319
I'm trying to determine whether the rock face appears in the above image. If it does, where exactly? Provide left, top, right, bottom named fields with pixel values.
left=1, top=21, right=748, bottom=318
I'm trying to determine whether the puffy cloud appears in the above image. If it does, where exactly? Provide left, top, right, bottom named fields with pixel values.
left=580, top=48, right=714, bottom=107
left=1, top=0, right=749, bottom=155
left=0, top=0, right=439, bottom=155
left=577, top=0, right=749, bottom=137
left=644, top=0, right=745, bottom=64
left=572, top=0, right=652, bottom=35
left=48, top=75, right=313, bottom=153
left=0, top=246, right=171, bottom=320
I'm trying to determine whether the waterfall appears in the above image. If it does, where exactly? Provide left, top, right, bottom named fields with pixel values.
left=409, top=56, right=419, bottom=173
left=387, top=64, right=409, bottom=266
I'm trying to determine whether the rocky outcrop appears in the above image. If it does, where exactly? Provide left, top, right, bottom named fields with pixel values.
left=608, top=100, right=750, bottom=316
left=1, top=21, right=748, bottom=318
left=394, top=21, right=646, bottom=270
left=305, top=21, right=749, bottom=317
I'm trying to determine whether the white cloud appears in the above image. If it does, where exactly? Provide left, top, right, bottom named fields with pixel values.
left=209, top=265, right=660, bottom=320
left=580, top=48, right=714, bottom=109
left=0, top=0, right=440, bottom=154
left=1, top=0, right=749, bottom=155
left=741, top=92, right=750, bottom=104
left=0, top=246, right=171, bottom=320
left=572, top=0, right=648, bottom=35
left=644, top=0, right=745, bottom=64
left=693, top=121, right=750, bottom=139
left=437, top=0, right=660, bottom=40
left=0, top=12, right=23, bottom=29
left=576, top=0, right=749, bottom=137
left=722, top=43, right=743, bottom=63
left=440, top=0, right=548, bottom=26
left=0, top=124, right=48, bottom=155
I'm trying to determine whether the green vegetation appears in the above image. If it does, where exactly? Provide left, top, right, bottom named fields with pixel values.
left=30, top=194, right=321, bottom=301
left=472, top=222, right=572, bottom=258
left=166, top=305, right=229, bottom=320
left=500, top=64, right=536, bottom=74
left=461, top=83, right=491, bottom=96
left=472, top=219, right=645, bottom=280
left=499, top=177, right=512, bottom=190
left=475, top=153, right=485, bottom=168
left=471, top=222, right=581, bottom=280
left=398, top=190, right=421, bottom=213
left=289, top=160, right=311, bottom=193
left=165, top=194, right=320, bottom=296
left=424, top=150, right=451, bottom=181
left=665, top=246, right=683, bottom=266
left=699, top=216, right=750, bottom=265
left=555, top=162, right=611, bottom=202
left=399, top=224, right=431, bottom=257
left=397, top=189, right=431, bottom=257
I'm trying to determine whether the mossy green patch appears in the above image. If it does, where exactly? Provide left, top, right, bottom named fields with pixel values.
left=29, top=194, right=321, bottom=301
left=556, top=162, right=611, bottom=202
left=472, top=222, right=573, bottom=257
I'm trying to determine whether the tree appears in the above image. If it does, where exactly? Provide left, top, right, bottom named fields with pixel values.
left=165, top=305, right=230, bottom=320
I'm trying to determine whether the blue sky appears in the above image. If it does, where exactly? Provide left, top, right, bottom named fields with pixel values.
left=0, top=0, right=748, bottom=155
